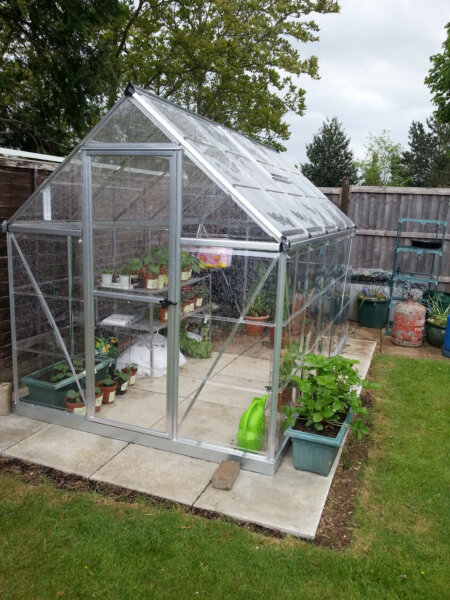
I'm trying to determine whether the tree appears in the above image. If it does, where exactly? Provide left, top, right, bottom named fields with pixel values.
left=0, top=0, right=340, bottom=154
left=425, top=22, right=450, bottom=126
left=402, top=117, right=450, bottom=187
left=358, top=131, right=408, bottom=186
left=300, top=117, right=358, bottom=186
left=0, top=0, right=125, bottom=155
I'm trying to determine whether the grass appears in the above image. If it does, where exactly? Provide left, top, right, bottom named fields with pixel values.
left=1, top=355, right=449, bottom=599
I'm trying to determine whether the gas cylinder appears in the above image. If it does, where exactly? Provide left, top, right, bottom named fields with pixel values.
left=392, top=299, right=426, bottom=347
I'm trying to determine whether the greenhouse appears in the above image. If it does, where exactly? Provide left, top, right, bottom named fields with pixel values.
left=5, top=84, right=355, bottom=475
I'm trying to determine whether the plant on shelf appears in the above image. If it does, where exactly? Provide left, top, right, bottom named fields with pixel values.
left=356, top=285, right=389, bottom=329
left=119, top=267, right=131, bottom=289
left=113, top=368, right=129, bottom=395
left=423, top=295, right=450, bottom=347
left=181, top=251, right=201, bottom=281
left=245, top=264, right=271, bottom=336
left=101, top=268, right=114, bottom=286
left=158, top=247, right=170, bottom=285
left=142, top=254, right=160, bottom=290
left=97, top=375, right=117, bottom=404
left=283, top=353, right=378, bottom=476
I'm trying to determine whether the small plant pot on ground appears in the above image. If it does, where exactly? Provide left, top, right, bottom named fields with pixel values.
left=357, top=299, right=388, bottom=328
left=287, top=409, right=353, bottom=476
left=64, top=390, right=103, bottom=415
left=159, top=307, right=168, bottom=323
left=425, top=321, right=446, bottom=347
left=98, top=379, right=117, bottom=404
left=244, top=314, right=270, bottom=336
left=122, top=366, right=138, bottom=386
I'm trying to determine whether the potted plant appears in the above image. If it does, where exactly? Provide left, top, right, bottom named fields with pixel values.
left=119, top=267, right=131, bottom=289
left=158, top=247, right=170, bottom=286
left=142, top=255, right=160, bottom=290
left=121, top=363, right=138, bottom=386
left=128, top=258, right=144, bottom=287
left=195, top=286, right=208, bottom=309
left=64, top=387, right=102, bottom=415
left=181, top=251, right=201, bottom=281
left=180, top=324, right=213, bottom=359
left=101, top=269, right=114, bottom=286
left=283, top=353, right=377, bottom=476
left=97, top=375, right=117, bottom=404
left=245, top=265, right=270, bottom=336
left=423, top=296, right=450, bottom=347
left=357, top=286, right=389, bottom=328
left=113, top=369, right=129, bottom=395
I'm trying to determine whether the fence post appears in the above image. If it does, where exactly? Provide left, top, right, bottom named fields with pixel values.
left=340, top=177, right=350, bottom=215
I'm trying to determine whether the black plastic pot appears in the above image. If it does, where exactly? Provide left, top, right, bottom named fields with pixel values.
left=357, top=298, right=389, bottom=328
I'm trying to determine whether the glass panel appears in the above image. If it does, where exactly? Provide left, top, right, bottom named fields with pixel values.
left=177, top=250, right=277, bottom=457
left=90, top=98, right=172, bottom=144
left=12, top=234, right=86, bottom=412
left=91, top=153, right=174, bottom=433
left=15, top=152, right=82, bottom=225
left=93, top=297, right=168, bottom=433
left=182, top=157, right=270, bottom=241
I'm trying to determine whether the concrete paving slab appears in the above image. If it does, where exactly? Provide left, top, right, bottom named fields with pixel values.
left=194, top=445, right=344, bottom=539
left=0, top=414, right=47, bottom=453
left=3, top=424, right=127, bottom=477
left=178, top=400, right=245, bottom=448
left=219, top=355, right=271, bottom=382
left=91, top=443, right=215, bottom=505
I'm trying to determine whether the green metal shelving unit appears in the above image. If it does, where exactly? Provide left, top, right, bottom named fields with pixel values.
left=386, top=218, right=447, bottom=334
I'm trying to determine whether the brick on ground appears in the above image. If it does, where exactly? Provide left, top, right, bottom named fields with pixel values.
left=211, top=460, right=240, bottom=490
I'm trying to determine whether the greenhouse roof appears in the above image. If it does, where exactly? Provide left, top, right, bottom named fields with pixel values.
left=130, top=86, right=354, bottom=242
left=8, top=84, right=354, bottom=243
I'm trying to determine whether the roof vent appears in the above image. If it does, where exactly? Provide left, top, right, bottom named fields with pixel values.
left=271, top=173, right=291, bottom=184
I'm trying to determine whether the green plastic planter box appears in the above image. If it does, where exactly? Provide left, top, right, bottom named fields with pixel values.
left=286, top=409, right=353, bottom=476
left=357, top=299, right=389, bottom=328
left=21, top=357, right=113, bottom=409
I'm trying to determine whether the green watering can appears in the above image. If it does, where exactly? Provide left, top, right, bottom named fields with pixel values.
left=237, top=394, right=267, bottom=452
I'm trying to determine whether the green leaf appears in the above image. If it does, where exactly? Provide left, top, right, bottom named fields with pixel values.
left=312, top=412, right=323, bottom=423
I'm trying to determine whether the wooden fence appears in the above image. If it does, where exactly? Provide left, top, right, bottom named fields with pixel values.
left=0, top=153, right=59, bottom=381
left=320, top=183, right=450, bottom=291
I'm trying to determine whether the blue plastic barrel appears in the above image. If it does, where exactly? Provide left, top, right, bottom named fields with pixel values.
left=443, top=316, right=450, bottom=358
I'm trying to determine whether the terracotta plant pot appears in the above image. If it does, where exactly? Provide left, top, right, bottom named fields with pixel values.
left=115, top=378, right=128, bottom=395
left=159, top=307, right=168, bottom=322
left=98, top=380, right=117, bottom=404
left=64, top=393, right=102, bottom=415
left=244, top=314, right=270, bottom=336
left=122, top=367, right=138, bottom=385
left=277, top=386, right=293, bottom=411
left=181, top=268, right=192, bottom=281
left=269, top=327, right=291, bottom=347
left=195, top=296, right=203, bottom=309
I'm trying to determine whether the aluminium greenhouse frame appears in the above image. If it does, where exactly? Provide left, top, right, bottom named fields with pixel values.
left=6, top=86, right=355, bottom=475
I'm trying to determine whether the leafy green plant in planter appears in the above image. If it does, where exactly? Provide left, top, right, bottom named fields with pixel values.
left=277, top=344, right=301, bottom=409
left=49, top=363, right=72, bottom=383
left=283, top=353, right=379, bottom=476
left=180, top=324, right=213, bottom=359
left=423, top=295, right=450, bottom=347
left=357, top=286, right=389, bottom=329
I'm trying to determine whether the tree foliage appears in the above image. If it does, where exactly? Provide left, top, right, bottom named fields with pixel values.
left=0, top=0, right=125, bottom=154
left=357, top=131, right=408, bottom=186
left=301, top=116, right=358, bottom=186
left=425, top=22, right=450, bottom=126
left=0, top=0, right=340, bottom=154
left=402, top=117, right=450, bottom=187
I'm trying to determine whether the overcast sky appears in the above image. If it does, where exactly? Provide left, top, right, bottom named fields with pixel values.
left=284, top=0, right=448, bottom=164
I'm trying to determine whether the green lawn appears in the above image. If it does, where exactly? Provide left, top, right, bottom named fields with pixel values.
left=1, top=355, right=449, bottom=599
